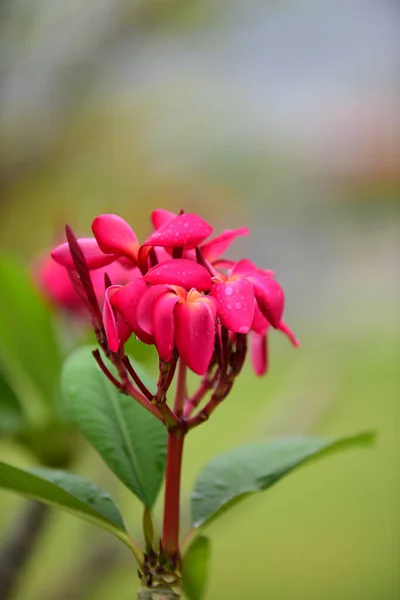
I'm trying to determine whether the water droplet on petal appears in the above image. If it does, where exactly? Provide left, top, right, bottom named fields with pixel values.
left=235, top=302, right=241, bottom=309
left=225, top=286, right=233, bottom=296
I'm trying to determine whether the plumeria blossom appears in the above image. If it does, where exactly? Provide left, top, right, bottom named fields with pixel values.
left=211, top=258, right=284, bottom=335
left=151, top=208, right=249, bottom=268
left=136, top=285, right=217, bottom=375
left=50, top=209, right=298, bottom=380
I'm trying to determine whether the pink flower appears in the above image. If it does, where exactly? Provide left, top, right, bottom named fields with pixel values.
left=150, top=208, right=249, bottom=266
left=211, top=258, right=285, bottom=335
left=112, top=282, right=217, bottom=375
left=50, top=208, right=298, bottom=378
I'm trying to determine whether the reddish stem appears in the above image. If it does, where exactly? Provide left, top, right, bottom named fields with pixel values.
left=174, top=360, right=187, bottom=417
left=124, top=380, right=165, bottom=422
left=162, top=431, right=185, bottom=557
left=183, top=369, right=218, bottom=418
left=122, top=355, right=153, bottom=400
left=186, top=380, right=233, bottom=430
left=92, top=350, right=122, bottom=389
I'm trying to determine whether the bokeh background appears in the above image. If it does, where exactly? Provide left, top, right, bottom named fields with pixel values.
left=0, top=1, right=399, bottom=599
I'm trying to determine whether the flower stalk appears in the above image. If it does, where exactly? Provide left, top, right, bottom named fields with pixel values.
left=162, top=430, right=185, bottom=559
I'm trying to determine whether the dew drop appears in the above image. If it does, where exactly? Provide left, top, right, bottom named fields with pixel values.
left=227, top=304, right=232, bottom=310
left=225, top=286, right=233, bottom=296
left=235, top=302, right=241, bottom=309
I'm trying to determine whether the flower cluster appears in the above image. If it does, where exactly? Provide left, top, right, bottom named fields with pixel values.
left=51, top=209, right=298, bottom=379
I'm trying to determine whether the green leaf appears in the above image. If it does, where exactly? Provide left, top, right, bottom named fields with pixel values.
left=0, top=372, right=25, bottom=434
left=61, top=347, right=166, bottom=509
left=0, top=256, right=61, bottom=422
left=0, top=462, right=132, bottom=549
left=191, top=432, right=375, bottom=529
left=183, top=536, right=211, bottom=600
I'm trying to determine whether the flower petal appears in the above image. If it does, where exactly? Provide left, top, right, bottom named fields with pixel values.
left=151, top=209, right=176, bottom=230
left=154, top=246, right=173, bottom=264
left=212, top=259, right=236, bottom=273
left=175, top=296, right=217, bottom=375
left=250, top=332, right=269, bottom=376
left=136, top=284, right=172, bottom=336
left=103, top=286, right=123, bottom=352
left=279, top=321, right=300, bottom=348
left=231, top=258, right=256, bottom=279
left=153, top=293, right=180, bottom=362
left=143, top=213, right=213, bottom=249
left=117, top=315, right=132, bottom=348
left=251, top=303, right=270, bottom=335
left=51, top=238, right=115, bottom=270
left=211, top=278, right=255, bottom=334
left=34, top=256, right=84, bottom=312
left=111, top=278, right=152, bottom=343
left=251, top=275, right=285, bottom=329
left=201, top=227, right=249, bottom=262
left=144, top=259, right=212, bottom=291
left=92, top=214, right=139, bottom=263
left=257, top=267, right=276, bottom=277
left=90, top=262, right=139, bottom=306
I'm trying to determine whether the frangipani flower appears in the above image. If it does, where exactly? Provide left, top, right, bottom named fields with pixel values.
left=134, top=284, right=217, bottom=375
left=151, top=208, right=249, bottom=266
left=50, top=208, right=298, bottom=378
left=211, top=258, right=284, bottom=335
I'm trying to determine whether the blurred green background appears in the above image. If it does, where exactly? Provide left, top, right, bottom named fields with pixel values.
left=0, top=1, right=399, bottom=599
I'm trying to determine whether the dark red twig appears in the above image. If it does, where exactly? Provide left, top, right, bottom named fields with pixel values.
left=65, top=225, right=103, bottom=328
left=121, top=356, right=153, bottom=401
left=183, top=367, right=219, bottom=418
left=92, top=350, right=122, bottom=390
left=155, top=353, right=178, bottom=403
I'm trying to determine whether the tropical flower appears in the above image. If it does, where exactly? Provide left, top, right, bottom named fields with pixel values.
left=50, top=209, right=298, bottom=376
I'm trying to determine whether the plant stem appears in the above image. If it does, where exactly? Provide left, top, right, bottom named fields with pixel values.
left=183, top=368, right=218, bottom=418
left=162, top=431, right=185, bottom=557
left=173, top=360, right=187, bottom=418
left=0, top=502, right=49, bottom=600
left=186, top=380, right=233, bottom=430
